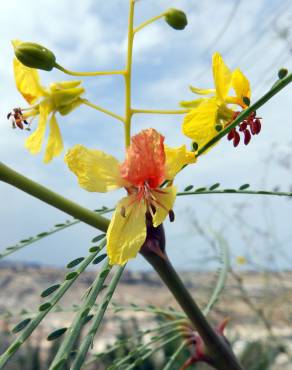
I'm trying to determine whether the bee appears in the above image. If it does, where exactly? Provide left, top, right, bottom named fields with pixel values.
left=7, top=108, right=31, bottom=131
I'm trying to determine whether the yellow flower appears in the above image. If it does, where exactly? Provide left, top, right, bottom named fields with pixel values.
left=181, top=52, right=251, bottom=151
left=65, top=128, right=196, bottom=265
left=236, top=256, right=247, bottom=265
left=13, top=58, right=85, bottom=163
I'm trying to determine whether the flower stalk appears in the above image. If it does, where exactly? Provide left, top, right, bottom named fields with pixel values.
left=124, top=0, right=135, bottom=147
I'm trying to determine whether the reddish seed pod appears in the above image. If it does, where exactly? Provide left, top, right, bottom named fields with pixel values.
left=233, top=131, right=240, bottom=147
left=227, top=129, right=235, bottom=140
left=243, top=129, right=251, bottom=145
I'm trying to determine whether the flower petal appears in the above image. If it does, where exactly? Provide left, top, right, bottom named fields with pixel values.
left=165, top=145, right=196, bottom=180
left=13, top=58, right=46, bottom=105
left=189, top=86, right=215, bottom=95
left=152, top=186, right=177, bottom=227
left=182, top=98, right=219, bottom=150
left=25, top=102, right=50, bottom=154
left=212, top=52, right=232, bottom=101
left=231, top=68, right=251, bottom=107
left=65, top=145, right=125, bottom=192
left=120, top=128, right=165, bottom=189
left=180, top=98, right=206, bottom=108
left=107, top=196, right=147, bottom=265
left=44, top=115, right=64, bottom=163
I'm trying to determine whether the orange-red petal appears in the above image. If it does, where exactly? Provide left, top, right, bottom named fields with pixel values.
left=120, top=128, right=166, bottom=189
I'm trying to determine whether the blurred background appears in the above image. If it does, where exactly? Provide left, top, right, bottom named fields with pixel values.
left=1, top=0, right=292, bottom=369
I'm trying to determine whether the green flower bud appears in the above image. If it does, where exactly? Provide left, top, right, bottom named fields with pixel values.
left=278, top=68, right=288, bottom=80
left=12, top=40, right=56, bottom=71
left=165, top=8, right=188, bottom=30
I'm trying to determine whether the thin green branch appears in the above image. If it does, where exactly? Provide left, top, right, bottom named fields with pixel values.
left=82, top=99, right=125, bottom=122
left=0, top=162, right=110, bottom=233
left=49, top=260, right=112, bottom=370
left=203, top=232, right=230, bottom=316
left=162, top=339, right=188, bottom=370
left=0, top=242, right=106, bottom=369
left=0, top=208, right=113, bottom=261
left=70, top=265, right=125, bottom=370
left=178, top=189, right=292, bottom=197
left=198, top=72, right=292, bottom=156
left=85, top=318, right=185, bottom=366
left=124, top=334, right=183, bottom=370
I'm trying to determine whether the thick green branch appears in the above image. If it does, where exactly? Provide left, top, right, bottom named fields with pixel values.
left=0, top=162, right=109, bottom=232
left=141, top=252, right=244, bottom=370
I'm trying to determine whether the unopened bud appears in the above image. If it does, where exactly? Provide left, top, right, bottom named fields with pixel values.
left=12, top=40, right=56, bottom=71
left=278, top=68, right=288, bottom=80
left=164, top=8, right=188, bottom=30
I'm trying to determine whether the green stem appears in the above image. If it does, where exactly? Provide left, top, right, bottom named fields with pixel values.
left=49, top=260, right=112, bottom=370
left=198, top=73, right=292, bottom=157
left=82, top=99, right=124, bottom=122
left=0, top=162, right=110, bottom=232
left=124, top=0, right=135, bottom=147
left=134, top=13, right=166, bottom=33
left=132, top=108, right=189, bottom=115
left=70, top=266, right=125, bottom=370
left=141, top=252, right=244, bottom=370
left=54, top=63, right=125, bottom=77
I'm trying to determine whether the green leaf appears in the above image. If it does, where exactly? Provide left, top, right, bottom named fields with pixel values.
left=54, top=223, right=65, bottom=227
left=83, top=314, right=94, bottom=325
left=37, top=232, right=48, bottom=237
left=195, top=187, right=206, bottom=192
left=65, top=272, right=79, bottom=280
left=39, top=302, right=52, bottom=311
left=239, top=183, right=250, bottom=190
left=89, top=246, right=100, bottom=253
left=209, top=183, right=220, bottom=190
left=12, top=318, right=31, bottom=334
left=223, top=189, right=236, bottom=193
left=41, top=284, right=60, bottom=298
left=66, top=257, right=85, bottom=269
left=184, top=185, right=194, bottom=192
left=91, top=234, right=106, bottom=243
left=47, top=328, right=67, bottom=341
left=92, top=254, right=107, bottom=265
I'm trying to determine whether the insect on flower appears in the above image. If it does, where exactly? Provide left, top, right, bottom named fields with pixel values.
left=7, top=108, right=31, bottom=130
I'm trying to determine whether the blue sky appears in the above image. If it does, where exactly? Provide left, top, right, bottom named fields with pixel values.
left=1, top=0, right=292, bottom=270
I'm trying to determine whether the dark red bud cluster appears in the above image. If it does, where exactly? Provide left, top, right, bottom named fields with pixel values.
left=227, top=112, right=262, bottom=147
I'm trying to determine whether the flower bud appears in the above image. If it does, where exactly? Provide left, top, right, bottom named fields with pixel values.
left=12, top=40, right=56, bottom=71
left=164, top=8, right=188, bottom=30
left=278, top=68, right=288, bottom=80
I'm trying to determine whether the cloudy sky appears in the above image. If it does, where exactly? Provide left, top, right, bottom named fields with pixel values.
left=1, top=0, right=292, bottom=271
